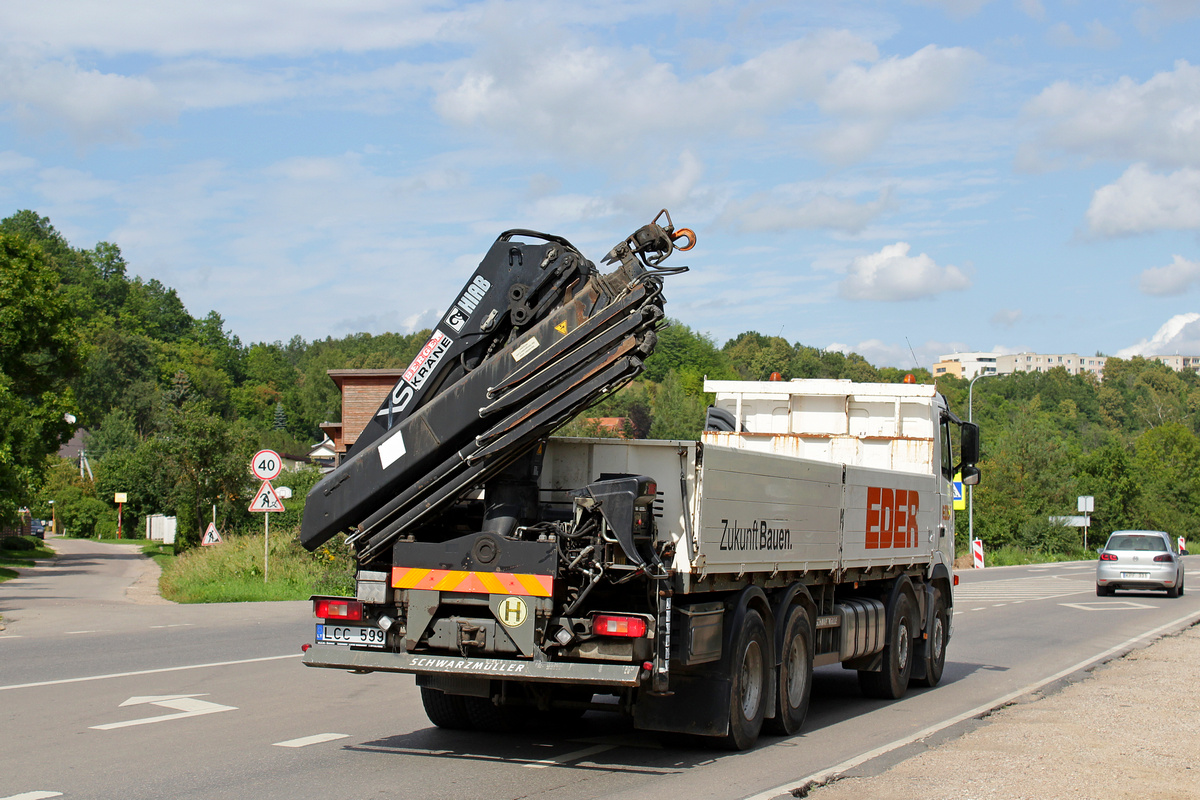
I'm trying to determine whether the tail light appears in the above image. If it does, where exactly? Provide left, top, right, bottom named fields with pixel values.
left=1099, top=552, right=1118, bottom=561
left=314, top=597, right=363, bottom=620
left=592, top=614, right=648, bottom=638
left=1154, top=554, right=1175, bottom=563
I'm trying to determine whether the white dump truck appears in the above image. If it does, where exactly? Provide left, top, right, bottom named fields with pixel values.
left=301, top=214, right=980, bottom=749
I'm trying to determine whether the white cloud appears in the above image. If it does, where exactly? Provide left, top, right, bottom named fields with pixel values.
left=1022, top=60, right=1200, bottom=169
left=909, top=0, right=994, bottom=18
left=839, top=242, right=971, bottom=301
left=0, top=150, right=36, bottom=173
left=1087, top=163, right=1200, bottom=236
left=991, top=308, right=1022, bottom=327
left=0, top=0, right=481, bottom=58
left=1046, top=20, right=1121, bottom=49
left=814, top=45, right=982, bottom=163
left=0, top=47, right=173, bottom=142
left=726, top=187, right=893, bottom=235
left=1017, top=0, right=1045, bottom=20
left=1117, top=312, right=1200, bottom=357
left=435, top=30, right=877, bottom=160
left=1139, top=255, right=1200, bottom=295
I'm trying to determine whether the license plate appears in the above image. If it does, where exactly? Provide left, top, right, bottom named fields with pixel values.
left=316, top=624, right=386, bottom=648
left=1121, top=572, right=1149, bottom=579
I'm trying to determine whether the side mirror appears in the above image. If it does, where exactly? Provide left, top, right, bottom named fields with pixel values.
left=960, top=464, right=981, bottom=486
left=960, top=422, right=980, bottom=465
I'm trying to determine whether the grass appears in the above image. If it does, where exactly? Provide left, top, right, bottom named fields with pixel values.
left=159, top=526, right=353, bottom=603
left=0, top=536, right=57, bottom=583
left=956, top=543, right=1096, bottom=568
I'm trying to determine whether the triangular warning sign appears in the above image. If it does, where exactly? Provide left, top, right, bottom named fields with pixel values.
left=249, top=480, right=285, bottom=513
left=201, top=522, right=223, bottom=546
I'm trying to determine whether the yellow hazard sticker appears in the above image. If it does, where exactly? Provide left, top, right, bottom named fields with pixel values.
left=496, top=596, right=528, bottom=628
left=554, top=321, right=568, bottom=335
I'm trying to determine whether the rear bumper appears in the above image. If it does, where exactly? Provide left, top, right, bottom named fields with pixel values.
left=302, top=644, right=644, bottom=687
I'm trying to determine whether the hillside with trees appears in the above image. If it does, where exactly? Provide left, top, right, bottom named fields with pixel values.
left=2, top=209, right=1196, bottom=559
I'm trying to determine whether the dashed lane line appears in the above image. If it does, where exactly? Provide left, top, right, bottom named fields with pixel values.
left=273, top=733, right=349, bottom=748
left=524, top=744, right=617, bottom=769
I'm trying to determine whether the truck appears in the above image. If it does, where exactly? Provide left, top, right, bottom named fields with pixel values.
left=299, top=210, right=981, bottom=749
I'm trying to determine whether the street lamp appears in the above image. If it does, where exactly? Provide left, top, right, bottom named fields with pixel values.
left=967, top=371, right=996, bottom=545
left=48, top=500, right=56, bottom=537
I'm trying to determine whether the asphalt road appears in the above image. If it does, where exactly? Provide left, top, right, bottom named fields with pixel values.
left=2, top=539, right=1198, bottom=800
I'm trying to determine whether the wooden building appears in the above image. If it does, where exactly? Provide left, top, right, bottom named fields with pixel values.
left=319, top=369, right=406, bottom=464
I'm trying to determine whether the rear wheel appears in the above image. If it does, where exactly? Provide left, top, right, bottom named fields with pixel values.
left=420, top=687, right=473, bottom=730
left=764, top=606, right=813, bottom=736
left=1096, top=584, right=1112, bottom=597
left=723, top=609, right=770, bottom=750
left=914, top=588, right=948, bottom=688
left=462, top=690, right=525, bottom=733
left=1167, top=580, right=1181, bottom=598
left=858, top=593, right=914, bottom=700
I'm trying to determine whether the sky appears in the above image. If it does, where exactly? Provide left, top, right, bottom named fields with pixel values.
left=3, top=0, right=1200, bottom=370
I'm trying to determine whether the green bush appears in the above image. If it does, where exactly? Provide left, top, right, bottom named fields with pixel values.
left=1, top=536, right=38, bottom=551
left=159, top=525, right=354, bottom=603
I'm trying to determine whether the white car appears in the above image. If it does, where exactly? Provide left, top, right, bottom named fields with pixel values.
left=1096, top=530, right=1185, bottom=597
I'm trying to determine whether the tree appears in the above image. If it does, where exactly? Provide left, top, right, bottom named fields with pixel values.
left=649, top=370, right=706, bottom=440
left=0, top=234, right=83, bottom=522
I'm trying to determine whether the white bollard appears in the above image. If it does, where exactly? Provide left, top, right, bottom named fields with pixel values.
left=972, top=538, right=985, bottom=569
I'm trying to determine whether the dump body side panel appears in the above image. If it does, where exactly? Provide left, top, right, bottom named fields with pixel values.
left=693, top=444, right=843, bottom=575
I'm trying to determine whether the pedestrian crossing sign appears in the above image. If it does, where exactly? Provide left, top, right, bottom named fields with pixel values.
left=952, top=473, right=966, bottom=511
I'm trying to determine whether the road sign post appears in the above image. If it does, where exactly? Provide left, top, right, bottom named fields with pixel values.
left=249, top=451, right=285, bottom=582
left=114, top=492, right=127, bottom=539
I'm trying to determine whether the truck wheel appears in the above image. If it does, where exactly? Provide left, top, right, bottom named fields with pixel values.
left=463, top=693, right=524, bottom=733
left=764, top=606, right=813, bottom=736
left=723, top=609, right=769, bottom=750
left=913, top=588, right=948, bottom=688
left=420, top=687, right=473, bottom=730
left=858, top=593, right=914, bottom=700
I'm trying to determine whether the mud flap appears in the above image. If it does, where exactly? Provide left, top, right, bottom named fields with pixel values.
left=633, top=672, right=732, bottom=736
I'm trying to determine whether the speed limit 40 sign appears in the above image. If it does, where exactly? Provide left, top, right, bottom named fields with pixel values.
left=251, top=449, right=283, bottom=481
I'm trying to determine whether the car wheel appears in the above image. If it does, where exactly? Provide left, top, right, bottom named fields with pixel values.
left=1096, top=584, right=1112, bottom=597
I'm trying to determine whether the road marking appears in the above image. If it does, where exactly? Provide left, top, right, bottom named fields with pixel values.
left=0, top=635, right=24, bottom=639
left=955, top=576, right=1092, bottom=604
left=91, top=694, right=236, bottom=730
left=150, top=623, right=194, bottom=629
left=273, top=733, right=349, bottom=748
left=1060, top=600, right=1158, bottom=611
left=1, top=792, right=63, bottom=799
left=65, top=630, right=101, bottom=635
left=0, top=653, right=302, bottom=692
left=740, top=606, right=1200, bottom=800
left=524, top=744, right=616, bottom=768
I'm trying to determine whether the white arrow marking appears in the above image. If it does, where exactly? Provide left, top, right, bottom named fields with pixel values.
left=2, top=792, right=63, bottom=799
left=91, top=694, right=236, bottom=730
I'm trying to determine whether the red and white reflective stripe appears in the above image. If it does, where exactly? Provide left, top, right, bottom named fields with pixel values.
left=972, top=538, right=985, bottom=569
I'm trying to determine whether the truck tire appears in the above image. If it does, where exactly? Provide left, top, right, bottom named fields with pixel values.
left=913, top=588, right=948, bottom=688
left=463, top=693, right=524, bottom=733
left=723, top=609, right=770, bottom=750
left=764, top=605, right=813, bottom=736
left=858, top=593, right=914, bottom=700
left=420, top=687, right=473, bottom=730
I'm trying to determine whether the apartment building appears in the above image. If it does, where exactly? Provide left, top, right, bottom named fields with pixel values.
left=996, top=352, right=1107, bottom=378
left=933, top=352, right=999, bottom=380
